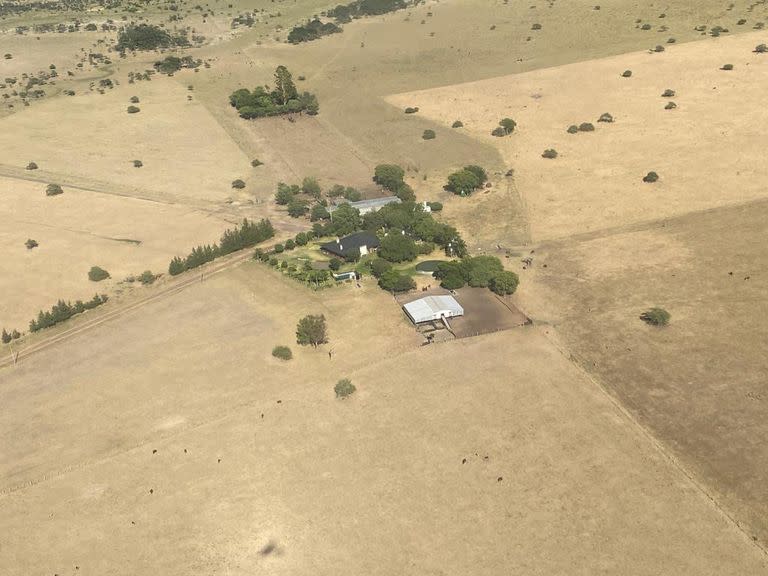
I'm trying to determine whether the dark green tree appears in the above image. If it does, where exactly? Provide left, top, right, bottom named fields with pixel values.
left=489, top=270, right=519, bottom=295
left=296, top=314, right=328, bottom=347
left=330, top=203, right=361, bottom=236
left=379, top=232, right=417, bottom=262
left=445, top=169, right=481, bottom=195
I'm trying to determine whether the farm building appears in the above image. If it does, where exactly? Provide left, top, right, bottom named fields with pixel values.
left=403, top=295, right=464, bottom=324
left=321, top=231, right=380, bottom=259
left=330, top=196, right=401, bottom=215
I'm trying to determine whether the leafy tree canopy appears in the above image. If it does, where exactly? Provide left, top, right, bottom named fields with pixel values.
left=379, top=232, right=418, bottom=263
left=296, top=314, right=328, bottom=347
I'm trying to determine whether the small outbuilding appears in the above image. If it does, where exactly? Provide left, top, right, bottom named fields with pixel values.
left=403, top=295, right=464, bottom=324
left=321, top=231, right=380, bottom=259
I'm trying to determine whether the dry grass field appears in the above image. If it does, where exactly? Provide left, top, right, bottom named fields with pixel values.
left=4, top=0, right=768, bottom=571
left=389, top=31, right=768, bottom=241
left=1, top=264, right=766, bottom=574
left=527, top=198, right=768, bottom=544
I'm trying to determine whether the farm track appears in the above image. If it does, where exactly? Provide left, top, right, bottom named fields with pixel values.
left=0, top=248, right=258, bottom=371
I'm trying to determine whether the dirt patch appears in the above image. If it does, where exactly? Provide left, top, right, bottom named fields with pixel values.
left=397, top=286, right=529, bottom=340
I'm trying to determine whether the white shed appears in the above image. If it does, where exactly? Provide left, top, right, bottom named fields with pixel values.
left=403, top=295, right=464, bottom=324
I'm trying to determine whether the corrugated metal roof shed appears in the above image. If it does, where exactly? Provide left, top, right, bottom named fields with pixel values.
left=403, top=295, right=464, bottom=324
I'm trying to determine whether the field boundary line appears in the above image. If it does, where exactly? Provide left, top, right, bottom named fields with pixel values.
left=534, top=322, right=768, bottom=560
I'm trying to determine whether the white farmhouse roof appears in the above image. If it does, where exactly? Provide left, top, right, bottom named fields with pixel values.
left=403, top=295, right=464, bottom=324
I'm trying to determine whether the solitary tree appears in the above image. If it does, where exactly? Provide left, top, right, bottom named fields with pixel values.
left=273, top=65, right=298, bottom=105
left=296, top=314, right=328, bottom=347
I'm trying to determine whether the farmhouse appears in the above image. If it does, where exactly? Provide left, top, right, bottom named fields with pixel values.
left=403, top=295, right=464, bottom=324
left=321, top=231, right=380, bottom=259
left=330, top=196, right=401, bottom=215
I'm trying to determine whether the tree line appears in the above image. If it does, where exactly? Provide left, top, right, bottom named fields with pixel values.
left=169, top=218, right=274, bottom=276
left=288, top=0, right=408, bottom=43
left=29, top=294, right=108, bottom=333
left=433, top=256, right=519, bottom=295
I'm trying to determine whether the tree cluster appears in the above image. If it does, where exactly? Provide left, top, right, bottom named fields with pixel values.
left=362, top=200, right=467, bottom=258
left=288, top=19, right=342, bottom=43
left=29, top=294, right=108, bottom=332
left=444, top=165, right=487, bottom=195
left=169, top=218, right=274, bottom=275
left=230, top=66, right=318, bottom=118
left=1, top=328, right=21, bottom=344
left=433, top=256, right=519, bottom=295
left=372, top=163, right=415, bottom=202
left=327, top=0, right=406, bottom=21
left=153, top=55, right=201, bottom=74
left=368, top=258, right=416, bottom=292
left=116, top=24, right=186, bottom=52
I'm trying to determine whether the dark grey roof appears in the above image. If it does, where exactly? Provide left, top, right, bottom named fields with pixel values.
left=321, top=231, right=380, bottom=258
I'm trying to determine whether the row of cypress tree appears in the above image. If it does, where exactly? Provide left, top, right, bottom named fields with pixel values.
left=169, top=218, right=275, bottom=276
left=29, top=294, right=108, bottom=333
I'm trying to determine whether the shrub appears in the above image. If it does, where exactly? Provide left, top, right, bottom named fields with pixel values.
left=272, top=345, right=293, bottom=360
left=661, top=89, right=675, bottom=97
left=755, top=44, right=768, bottom=53
left=251, top=158, right=263, bottom=167
left=335, top=378, right=356, bottom=398
left=621, top=70, right=632, bottom=77
left=498, top=117, right=516, bottom=135
left=598, top=112, right=614, bottom=123
left=25, top=238, right=38, bottom=249
left=640, top=307, right=670, bottom=326
left=274, top=243, right=285, bottom=253
left=665, top=101, right=677, bottom=110
left=652, top=45, right=665, bottom=52
left=542, top=148, right=558, bottom=159
left=296, top=314, right=327, bottom=347
left=489, top=270, right=519, bottom=295
left=284, top=239, right=296, bottom=250
left=1, top=329, right=10, bottom=344
left=451, top=120, right=463, bottom=128
left=26, top=161, right=38, bottom=170
left=404, top=106, right=419, bottom=114
left=667, top=37, right=676, bottom=43
left=130, top=95, right=139, bottom=103
left=531, top=23, right=542, bottom=30
left=232, top=179, right=246, bottom=189
left=329, top=257, right=342, bottom=271
left=578, top=122, right=595, bottom=132
left=643, top=171, right=659, bottom=183
left=46, top=183, right=63, bottom=196
left=641, top=23, right=652, bottom=30
left=138, top=270, right=157, bottom=285
left=422, top=129, right=436, bottom=140
left=369, top=258, right=392, bottom=278
left=721, top=63, right=734, bottom=70
left=567, top=125, right=579, bottom=134
left=427, top=201, right=443, bottom=211
left=133, top=160, right=143, bottom=168
left=127, top=105, right=140, bottom=114
left=88, top=266, right=110, bottom=282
